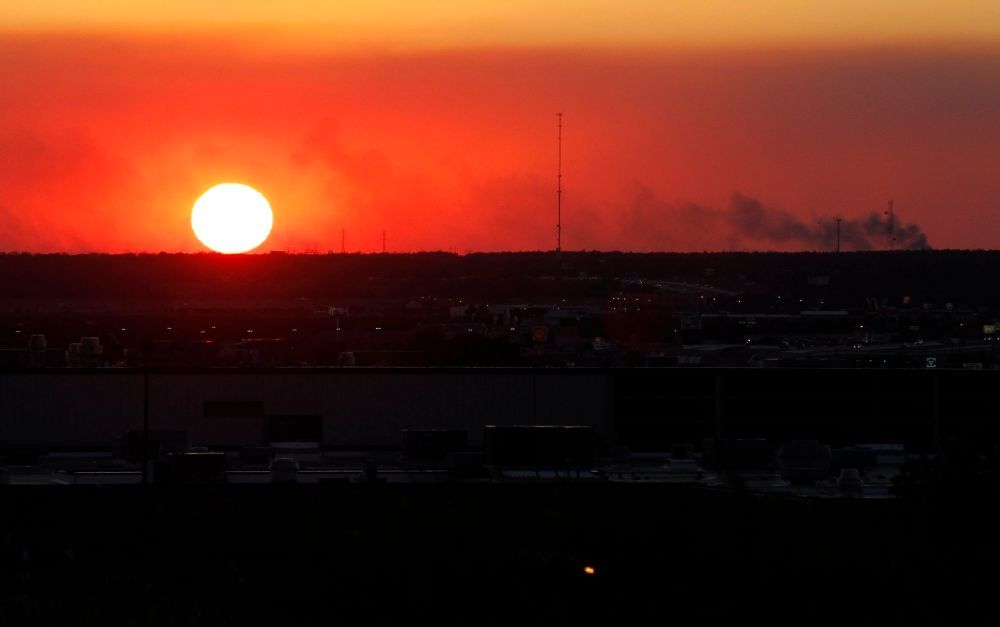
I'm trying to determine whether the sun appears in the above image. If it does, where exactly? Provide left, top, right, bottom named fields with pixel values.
left=191, top=183, right=273, bottom=253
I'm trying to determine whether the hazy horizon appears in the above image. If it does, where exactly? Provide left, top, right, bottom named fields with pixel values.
left=2, top=5, right=998, bottom=253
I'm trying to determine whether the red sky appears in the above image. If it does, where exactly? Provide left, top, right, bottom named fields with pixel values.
left=1, top=30, right=999, bottom=251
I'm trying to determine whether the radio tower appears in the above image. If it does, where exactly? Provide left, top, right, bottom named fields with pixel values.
left=885, top=200, right=895, bottom=250
left=556, top=112, right=563, bottom=256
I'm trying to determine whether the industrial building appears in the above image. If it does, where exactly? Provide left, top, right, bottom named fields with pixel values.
left=0, top=366, right=996, bottom=454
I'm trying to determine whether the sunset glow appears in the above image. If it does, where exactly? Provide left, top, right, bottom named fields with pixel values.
left=5, top=2, right=999, bottom=49
left=0, top=3, right=998, bottom=252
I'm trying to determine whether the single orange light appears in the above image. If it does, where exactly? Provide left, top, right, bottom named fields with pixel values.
left=583, top=565, right=596, bottom=575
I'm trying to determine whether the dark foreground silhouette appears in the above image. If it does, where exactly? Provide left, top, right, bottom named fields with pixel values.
left=0, top=480, right=995, bottom=625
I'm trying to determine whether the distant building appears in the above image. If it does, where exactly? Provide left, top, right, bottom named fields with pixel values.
left=28, top=334, right=46, bottom=367
left=78, top=337, right=103, bottom=368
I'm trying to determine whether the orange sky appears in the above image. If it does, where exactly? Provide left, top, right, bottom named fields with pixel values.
left=7, top=2, right=999, bottom=49
left=1, top=6, right=999, bottom=252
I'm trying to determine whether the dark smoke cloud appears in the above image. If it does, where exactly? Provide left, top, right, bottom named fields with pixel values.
left=723, top=193, right=931, bottom=251
left=607, top=189, right=932, bottom=252
left=588, top=185, right=931, bottom=251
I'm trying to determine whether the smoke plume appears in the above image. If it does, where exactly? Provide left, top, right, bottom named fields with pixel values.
left=725, top=194, right=931, bottom=251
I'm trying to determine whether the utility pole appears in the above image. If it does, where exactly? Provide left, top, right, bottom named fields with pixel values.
left=141, top=340, right=149, bottom=486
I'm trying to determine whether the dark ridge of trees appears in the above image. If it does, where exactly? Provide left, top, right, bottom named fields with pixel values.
left=0, top=250, right=995, bottom=305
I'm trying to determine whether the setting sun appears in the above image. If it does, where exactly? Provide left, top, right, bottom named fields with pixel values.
left=191, top=183, right=273, bottom=253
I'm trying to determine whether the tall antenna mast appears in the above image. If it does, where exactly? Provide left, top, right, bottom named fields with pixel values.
left=556, top=112, right=563, bottom=256
left=886, top=200, right=895, bottom=251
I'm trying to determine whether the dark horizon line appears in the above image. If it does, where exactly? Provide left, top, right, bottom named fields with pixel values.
left=0, top=248, right=992, bottom=257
